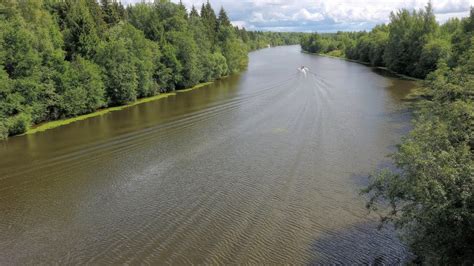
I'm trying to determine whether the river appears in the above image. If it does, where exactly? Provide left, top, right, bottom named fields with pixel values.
left=0, top=45, right=416, bottom=264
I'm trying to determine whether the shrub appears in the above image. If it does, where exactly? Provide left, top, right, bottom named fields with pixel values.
left=7, top=113, right=31, bottom=136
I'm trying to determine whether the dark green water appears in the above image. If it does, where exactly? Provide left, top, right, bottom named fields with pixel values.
left=0, top=45, right=416, bottom=264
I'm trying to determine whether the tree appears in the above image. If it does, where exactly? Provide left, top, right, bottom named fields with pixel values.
left=203, top=52, right=228, bottom=80
left=1, top=18, right=41, bottom=79
left=52, top=0, right=102, bottom=60
left=0, top=0, right=296, bottom=139
left=451, top=7, right=474, bottom=67
left=100, top=0, right=124, bottom=26
left=96, top=27, right=138, bottom=106
left=417, top=38, right=451, bottom=77
left=57, top=57, right=105, bottom=117
left=157, top=43, right=182, bottom=91
left=189, top=5, right=199, bottom=18
left=200, top=1, right=217, bottom=47
left=368, top=25, right=388, bottom=66
left=127, top=2, right=164, bottom=43
left=217, top=7, right=231, bottom=28
left=115, top=23, right=159, bottom=97
left=384, top=3, right=438, bottom=78
left=165, top=31, right=200, bottom=88
left=301, top=33, right=327, bottom=54
left=364, top=48, right=474, bottom=265
left=222, top=36, right=248, bottom=74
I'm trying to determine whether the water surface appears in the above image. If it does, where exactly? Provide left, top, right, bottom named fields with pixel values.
left=0, top=45, right=416, bottom=264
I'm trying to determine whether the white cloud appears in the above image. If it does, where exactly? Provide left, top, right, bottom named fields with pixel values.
left=250, top=12, right=266, bottom=23
left=292, top=8, right=324, bottom=22
left=123, top=0, right=473, bottom=31
left=231, top=20, right=249, bottom=28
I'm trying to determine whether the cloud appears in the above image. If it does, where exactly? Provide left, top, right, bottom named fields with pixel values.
left=292, top=8, right=324, bottom=22
left=122, top=0, right=473, bottom=32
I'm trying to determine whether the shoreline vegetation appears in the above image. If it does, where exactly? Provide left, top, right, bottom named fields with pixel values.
left=301, top=3, right=473, bottom=264
left=301, top=50, right=426, bottom=101
left=0, top=0, right=303, bottom=140
left=301, top=50, right=422, bottom=82
left=23, top=81, right=214, bottom=135
left=1, top=0, right=472, bottom=264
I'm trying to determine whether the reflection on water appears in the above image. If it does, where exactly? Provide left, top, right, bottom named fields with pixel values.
left=0, top=45, right=415, bottom=264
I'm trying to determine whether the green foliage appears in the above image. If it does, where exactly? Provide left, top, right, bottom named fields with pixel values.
left=202, top=52, right=228, bottom=80
left=217, top=7, right=231, bottom=28
left=100, top=0, right=125, bottom=26
left=214, top=22, right=247, bottom=74
left=50, top=0, right=102, bottom=60
left=451, top=8, right=474, bottom=67
left=384, top=3, right=438, bottom=78
left=7, top=112, right=31, bottom=135
left=127, top=3, right=164, bottom=43
left=168, top=31, right=201, bottom=88
left=364, top=62, right=474, bottom=263
left=357, top=25, right=390, bottom=66
left=201, top=1, right=218, bottom=47
left=58, top=57, right=105, bottom=117
left=363, top=24, right=474, bottom=266
left=1, top=17, right=41, bottom=79
left=96, top=26, right=138, bottom=106
left=299, top=3, right=474, bottom=263
left=301, top=4, right=471, bottom=79
left=115, top=23, right=159, bottom=97
left=417, top=37, right=451, bottom=77
left=0, top=120, right=7, bottom=140
left=300, top=33, right=327, bottom=54
left=0, top=0, right=297, bottom=139
left=326, top=49, right=343, bottom=57
left=157, top=43, right=182, bottom=91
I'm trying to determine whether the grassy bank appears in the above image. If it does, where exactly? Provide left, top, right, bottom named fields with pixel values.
left=24, top=81, right=216, bottom=136
left=175, top=82, right=214, bottom=93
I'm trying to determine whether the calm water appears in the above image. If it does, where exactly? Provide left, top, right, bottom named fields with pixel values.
left=0, top=45, right=416, bottom=264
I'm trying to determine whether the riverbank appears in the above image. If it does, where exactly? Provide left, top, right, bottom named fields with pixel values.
left=23, top=81, right=216, bottom=136
left=301, top=50, right=422, bottom=82
left=0, top=45, right=414, bottom=264
left=302, top=49, right=427, bottom=102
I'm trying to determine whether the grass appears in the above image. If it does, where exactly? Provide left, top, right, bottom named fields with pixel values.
left=326, top=49, right=344, bottom=58
left=24, top=81, right=216, bottom=135
left=176, top=82, right=213, bottom=93
left=403, top=87, right=431, bottom=102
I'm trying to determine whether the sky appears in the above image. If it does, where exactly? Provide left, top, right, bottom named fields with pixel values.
left=121, top=0, right=473, bottom=32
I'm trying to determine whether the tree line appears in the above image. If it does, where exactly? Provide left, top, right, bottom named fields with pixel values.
left=302, top=3, right=473, bottom=264
left=0, top=0, right=301, bottom=139
left=301, top=3, right=470, bottom=79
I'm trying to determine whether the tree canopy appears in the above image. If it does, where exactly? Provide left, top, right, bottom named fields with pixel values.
left=301, top=3, right=461, bottom=79
left=302, top=4, right=474, bottom=263
left=0, top=0, right=300, bottom=139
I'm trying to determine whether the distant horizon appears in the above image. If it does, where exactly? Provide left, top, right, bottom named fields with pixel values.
left=120, top=0, right=472, bottom=32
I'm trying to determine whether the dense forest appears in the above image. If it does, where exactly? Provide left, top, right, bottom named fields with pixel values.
left=302, top=4, right=473, bottom=264
left=1, top=0, right=472, bottom=263
left=300, top=4, right=471, bottom=79
left=0, top=0, right=301, bottom=139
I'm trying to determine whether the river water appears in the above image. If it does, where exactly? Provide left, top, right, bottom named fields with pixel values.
left=0, top=45, right=416, bottom=264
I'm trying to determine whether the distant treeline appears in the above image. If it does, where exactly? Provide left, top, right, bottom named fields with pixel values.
left=301, top=4, right=471, bottom=79
left=0, top=0, right=301, bottom=139
left=303, top=3, right=474, bottom=264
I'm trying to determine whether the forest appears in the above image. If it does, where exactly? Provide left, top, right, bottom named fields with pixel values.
left=1, top=0, right=472, bottom=263
left=300, top=4, right=470, bottom=79
left=0, top=0, right=301, bottom=139
left=302, top=4, right=473, bottom=264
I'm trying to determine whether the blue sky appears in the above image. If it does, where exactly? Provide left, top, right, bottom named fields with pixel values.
left=122, top=0, right=473, bottom=32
